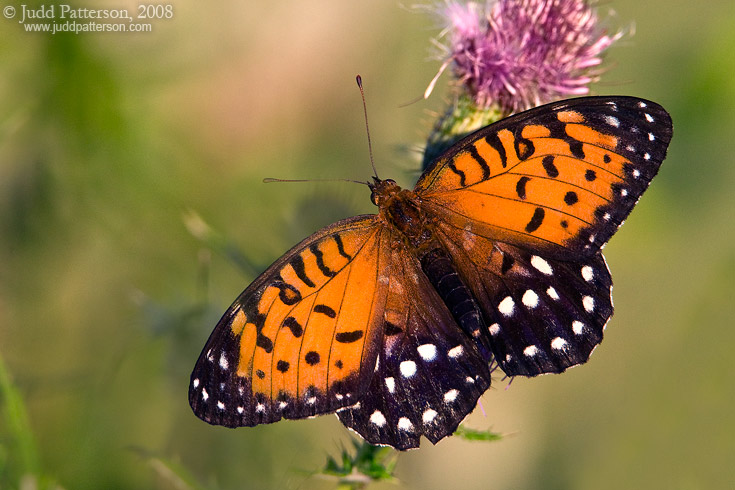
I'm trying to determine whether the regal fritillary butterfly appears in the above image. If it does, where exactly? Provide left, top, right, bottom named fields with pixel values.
left=189, top=96, right=672, bottom=450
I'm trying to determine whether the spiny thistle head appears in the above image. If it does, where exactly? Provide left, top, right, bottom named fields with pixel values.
left=423, top=0, right=623, bottom=168
left=440, top=0, right=623, bottom=114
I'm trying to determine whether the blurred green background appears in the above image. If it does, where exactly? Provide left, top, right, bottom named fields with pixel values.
left=2, top=0, right=734, bottom=489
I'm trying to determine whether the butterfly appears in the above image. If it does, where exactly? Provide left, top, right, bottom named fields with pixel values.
left=189, top=96, right=672, bottom=450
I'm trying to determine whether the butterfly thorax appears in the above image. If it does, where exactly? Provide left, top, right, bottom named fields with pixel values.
left=370, top=177, right=434, bottom=251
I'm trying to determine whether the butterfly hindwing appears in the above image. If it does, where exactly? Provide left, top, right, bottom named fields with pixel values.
left=189, top=215, right=393, bottom=427
left=337, top=242, right=492, bottom=449
left=416, top=96, right=673, bottom=259
left=435, top=221, right=613, bottom=376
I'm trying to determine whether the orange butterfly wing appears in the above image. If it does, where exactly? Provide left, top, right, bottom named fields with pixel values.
left=414, top=96, right=672, bottom=375
left=189, top=216, right=394, bottom=426
left=337, top=241, right=492, bottom=449
left=416, top=97, right=672, bottom=258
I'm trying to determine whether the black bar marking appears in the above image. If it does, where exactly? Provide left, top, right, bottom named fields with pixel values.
left=282, top=317, right=303, bottom=338
left=485, top=132, right=507, bottom=168
left=256, top=369, right=265, bottom=379
left=448, top=161, right=466, bottom=186
left=333, top=233, right=352, bottom=260
left=290, top=254, right=315, bottom=288
left=468, top=144, right=491, bottom=180
left=542, top=155, right=559, bottom=178
left=516, top=176, right=530, bottom=200
left=313, top=304, right=336, bottom=318
left=310, top=243, right=336, bottom=278
left=335, top=330, right=364, bottom=343
left=256, top=333, right=274, bottom=353
left=525, top=207, right=545, bottom=233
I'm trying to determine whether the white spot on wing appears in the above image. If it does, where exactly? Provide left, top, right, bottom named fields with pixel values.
left=193, top=378, right=200, bottom=388
left=278, top=401, right=287, bottom=409
left=547, top=287, right=560, bottom=300
left=307, top=396, right=317, bottom=405
left=523, top=345, right=538, bottom=357
left=397, top=417, right=413, bottom=431
left=255, top=403, right=265, bottom=413
left=400, top=360, right=417, bottom=378
left=489, top=323, right=500, bottom=335
left=581, top=265, right=594, bottom=282
left=237, top=406, right=244, bottom=414
left=217, top=401, right=225, bottom=410
left=605, top=115, right=620, bottom=127
left=551, top=337, right=568, bottom=350
left=633, top=169, right=641, bottom=178
left=444, top=389, right=459, bottom=402
left=417, top=343, right=438, bottom=361
left=385, top=377, right=395, bottom=393
left=219, top=353, right=228, bottom=370
left=639, top=101, right=648, bottom=108
left=572, top=321, right=585, bottom=335
left=448, top=345, right=464, bottom=358
left=583, top=295, right=595, bottom=312
left=201, top=388, right=209, bottom=401
left=370, top=410, right=386, bottom=427
left=645, top=113, right=654, bottom=122
left=423, top=409, right=438, bottom=423
left=644, top=152, right=651, bottom=161
left=648, top=133, right=655, bottom=141
left=531, top=255, right=553, bottom=275
left=522, top=289, right=539, bottom=308
left=498, top=296, right=515, bottom=316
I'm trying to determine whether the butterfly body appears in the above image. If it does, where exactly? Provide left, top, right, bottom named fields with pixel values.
left=190, top=96, right=672, bottom=449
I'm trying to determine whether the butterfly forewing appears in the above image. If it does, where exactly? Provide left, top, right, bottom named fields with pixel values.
left=416, top=97, right=673, bottom=259
left=189, top=215, right=393, bottom=426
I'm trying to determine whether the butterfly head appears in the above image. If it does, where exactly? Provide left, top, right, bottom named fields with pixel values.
left=369, top=177, right=400, bottom=207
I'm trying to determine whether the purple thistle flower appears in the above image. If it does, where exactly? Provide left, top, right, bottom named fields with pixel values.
left=439, top=0, right=623, bottom=114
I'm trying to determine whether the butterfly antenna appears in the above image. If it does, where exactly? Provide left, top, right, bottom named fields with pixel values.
left=356, top=75, right=379, bottom=180
left=263, top=177, right=367, bottom=186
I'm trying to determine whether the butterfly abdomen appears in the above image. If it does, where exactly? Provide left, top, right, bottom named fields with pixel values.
left=420, top=247, right=493, bottom=362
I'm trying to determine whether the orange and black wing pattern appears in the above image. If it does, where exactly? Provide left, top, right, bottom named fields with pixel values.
left=190, top=96, right=672, bottom=450
left=417, top=97, right=672, bottom=258
left=337, top=240, right=492, bottom=450
left=189, top=215, right=394, bottom=426
left=416, top=96, right=672, bottom=376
